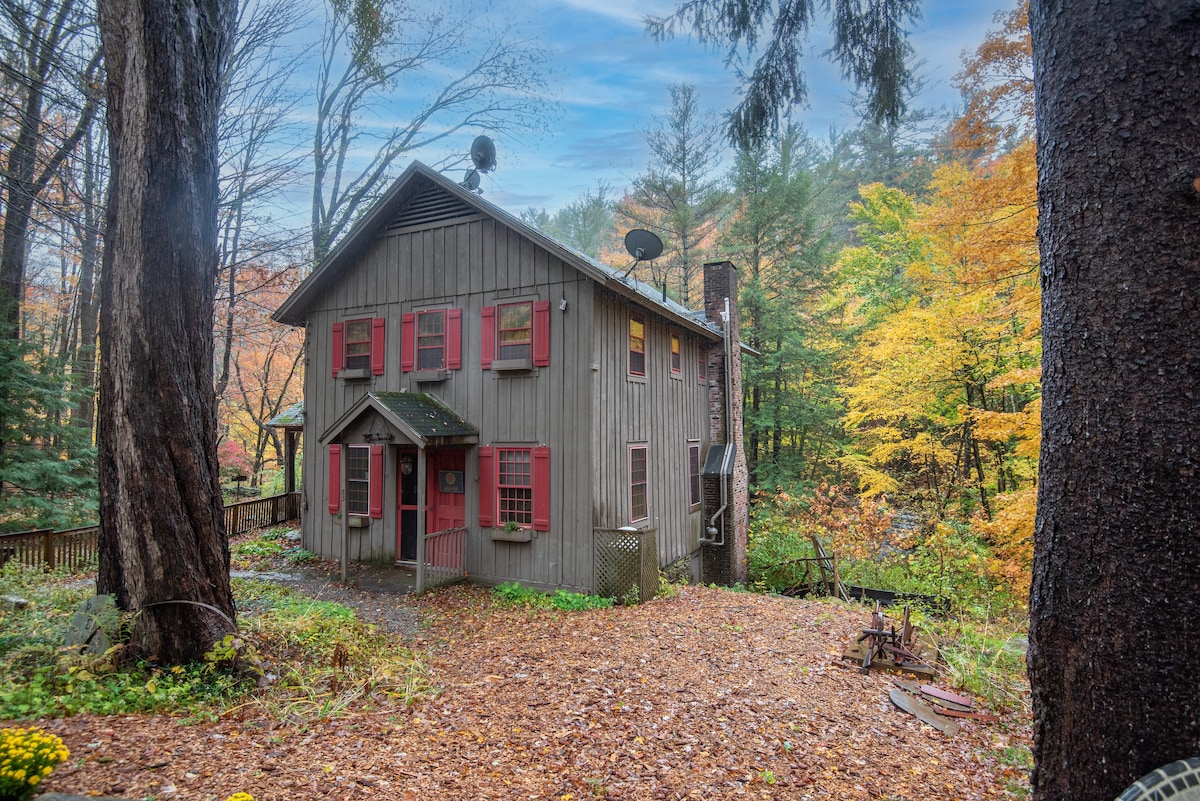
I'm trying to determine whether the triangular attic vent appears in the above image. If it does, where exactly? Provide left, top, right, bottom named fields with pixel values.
left=387, top=183, right=480, bottom=232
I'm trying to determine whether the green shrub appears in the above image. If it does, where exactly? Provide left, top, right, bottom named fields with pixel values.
left=284, top=548, right=318, bottom=564
left=234, top=539, right=284, bottom=558
left=492, top=582, right=613, bottom=611
left=550, top=589, right=614, bottom=611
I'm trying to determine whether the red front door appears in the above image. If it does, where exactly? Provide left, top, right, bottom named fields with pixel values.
left=426, top=448, right=466, bottom=533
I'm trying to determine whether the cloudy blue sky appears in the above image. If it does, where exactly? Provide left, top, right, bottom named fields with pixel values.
left=461, top=0, right=1013, bottom=213
left=277, top=0, right=1015, bottom=224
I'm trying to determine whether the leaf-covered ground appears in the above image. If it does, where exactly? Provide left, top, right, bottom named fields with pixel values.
left=36, top=585, right=1031, bottom=800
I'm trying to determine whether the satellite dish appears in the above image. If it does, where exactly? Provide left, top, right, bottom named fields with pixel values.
left=471, top=135, right=497, bottom=172
left=462, top=169, right=481, bottom=191
left=624, top=229, right=663, bottom=262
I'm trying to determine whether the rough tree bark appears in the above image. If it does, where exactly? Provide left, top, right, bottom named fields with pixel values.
left=1028, top=2, right=1200, bottom=798
left=96, top=0, right=237, bottom=662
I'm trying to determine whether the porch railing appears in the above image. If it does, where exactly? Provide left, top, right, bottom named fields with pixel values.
left=416, top=525, right=466, bottom=594
left=0, top=492, right=302, bottom=573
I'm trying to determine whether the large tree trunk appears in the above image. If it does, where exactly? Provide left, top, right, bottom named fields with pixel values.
left=1028, top=2, right=1200, bottom=799
left=96, top=0, right=237, bottom=663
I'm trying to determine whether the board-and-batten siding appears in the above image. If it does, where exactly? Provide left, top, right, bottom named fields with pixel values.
left=300, top=216, right=597, bottom=591
left=590, top=287, right=711, bottom=570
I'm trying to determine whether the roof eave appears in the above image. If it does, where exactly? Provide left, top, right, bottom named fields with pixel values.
left=272, top=161, right=724, bottom=340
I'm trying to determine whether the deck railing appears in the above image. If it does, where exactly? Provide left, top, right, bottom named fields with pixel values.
left=224, top=492, right=301, bottom=536
left=0, top=492, right=302, bottom=573
left=0, top=525, right=100, bottom=573
left=416, top=525, right=467, bottom=594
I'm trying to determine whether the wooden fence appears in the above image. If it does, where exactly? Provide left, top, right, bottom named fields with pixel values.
left=0, top=492, right=301, bottom=573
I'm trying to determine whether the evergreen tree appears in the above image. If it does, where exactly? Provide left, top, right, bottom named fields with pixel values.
left=719, top=126, right=841, bottom=487
left=617, top=84, right=727, bottom=306
left=544, top=182, right=618, bottom=259
left=519, top=182, right=618, bottom=260
left=0, top=339, right=97, bottom=531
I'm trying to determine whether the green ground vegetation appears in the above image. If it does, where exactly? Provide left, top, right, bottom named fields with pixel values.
left=0, top=558, right=432, bottom=722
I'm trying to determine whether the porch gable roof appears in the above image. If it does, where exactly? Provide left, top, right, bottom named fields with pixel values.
left=318, top=391, right=478, bottom=448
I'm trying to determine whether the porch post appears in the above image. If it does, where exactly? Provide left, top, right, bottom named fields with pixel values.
left=415, top=446, right=427, bottom=592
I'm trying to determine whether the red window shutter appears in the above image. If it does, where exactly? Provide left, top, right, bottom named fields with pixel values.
left=327, top=445, right=341, bottom=513
left=533, top=300, right=551, bottom=367
left=371, top=317, right=386, bottom=375
left=331, top=322, right=344, bottom=377
left=532, top=446, right=550, bottom=531
left=401, top=313, right=415, bottom=372
left=447, top=308, right=463, bottom=370
left=478, top=445, right=495, bottom=527
left=368, top=444, right=384, bottom=518
left=480, top=306, right=495, bottom=369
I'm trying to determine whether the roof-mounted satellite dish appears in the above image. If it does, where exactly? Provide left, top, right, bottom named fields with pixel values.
left=471, top=135, right=497, bottom=172
left=624, top=229, right=663, bottom=262
left=461, top=135, right=497, bottom=193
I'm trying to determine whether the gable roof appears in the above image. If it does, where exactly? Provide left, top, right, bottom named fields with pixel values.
left=265, top=400, right=304, bottom=430
left=319, top=391, right=478, bottom=447
left=272, top=161, right=722, bottom=342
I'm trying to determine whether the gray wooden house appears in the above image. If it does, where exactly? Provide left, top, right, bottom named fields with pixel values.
left=272, top=162, right=748, bottom=593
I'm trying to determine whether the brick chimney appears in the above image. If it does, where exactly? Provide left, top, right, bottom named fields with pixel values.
left=701, top=261, right=749, bottom=586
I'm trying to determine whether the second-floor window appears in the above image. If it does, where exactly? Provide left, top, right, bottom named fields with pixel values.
left=417, top=310, right=446, bottom=370
left=344, top=319, right=371, bottom=371
left=629, top=313, right=646, bottom=376
left=670, top=330, right=681, bottom=374
left=332, top=317, right=385, bottom=377
left=498, top=302, right=533, bottom=360
left=481, top=301, right=550, bottom=369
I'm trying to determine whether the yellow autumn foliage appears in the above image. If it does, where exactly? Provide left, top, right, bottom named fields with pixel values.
left=836, top=137, right=1040, bottom=591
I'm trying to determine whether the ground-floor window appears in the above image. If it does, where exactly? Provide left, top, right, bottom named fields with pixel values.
left=498, top=447, right=533, bottom=525
left=630, top=445, right=648, bottom=522
left=346, top=445, right=370, bottom=516
left=688, top=442, right=701, bottom=507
